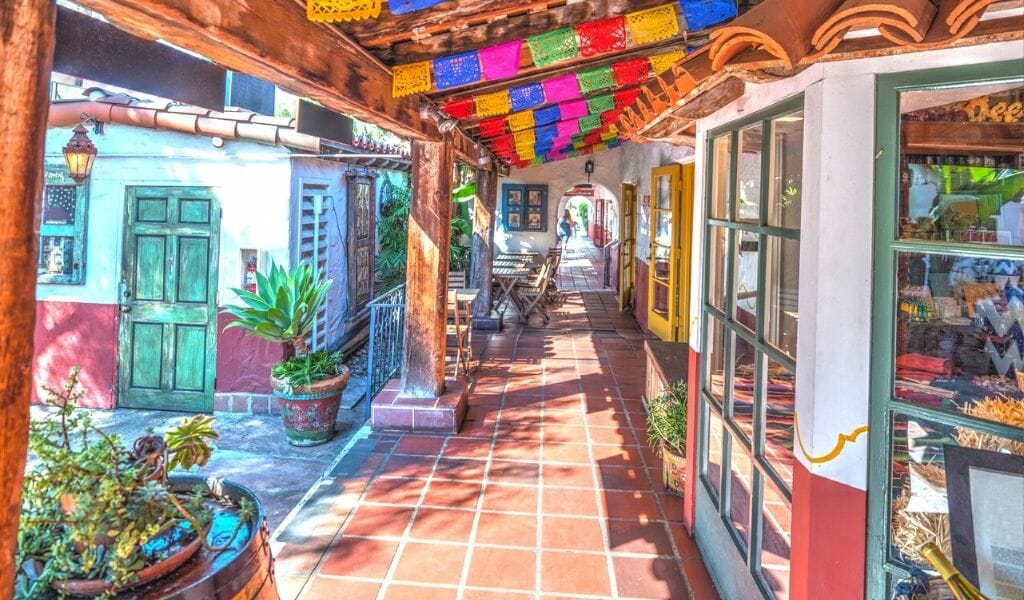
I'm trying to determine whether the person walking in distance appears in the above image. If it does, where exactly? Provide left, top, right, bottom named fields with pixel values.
left=557, top=208, right=574, bottom=246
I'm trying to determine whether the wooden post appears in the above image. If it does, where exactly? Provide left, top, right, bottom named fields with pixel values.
left=470, top=168, right=498, bottom=318
left=0, top=0, right=56, bottom=587
left=400, top=139, right=454, bottom=398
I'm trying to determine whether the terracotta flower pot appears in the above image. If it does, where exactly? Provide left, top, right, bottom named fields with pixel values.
left=660, top=443, right=686, bottom=496
left=271, top=367, right=350, bottom=446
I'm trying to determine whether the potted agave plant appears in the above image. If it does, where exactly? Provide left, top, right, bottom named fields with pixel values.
left=16, top=367, right=270, bottom=599
left=645, top=380, right=688, bottom=495
left=223, top=260, right=349, bottom=446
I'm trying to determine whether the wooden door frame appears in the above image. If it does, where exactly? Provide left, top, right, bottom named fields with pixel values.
left=117, top=185, right=221, bottom=411
left=619, top=183, right=637, bottom=310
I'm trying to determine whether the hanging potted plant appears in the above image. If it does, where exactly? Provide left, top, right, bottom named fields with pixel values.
left=222, top=260, right=349, bottom=446
left=645, top=380, right=688, bottom=495
left=16, top=367, right=271, bottom=598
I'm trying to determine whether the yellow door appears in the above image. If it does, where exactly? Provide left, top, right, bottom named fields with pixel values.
left=619, top=183, right=637, bottom=310
left=647, top=164, right=694, bottom=341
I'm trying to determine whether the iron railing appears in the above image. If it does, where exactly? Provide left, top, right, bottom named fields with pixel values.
left=365, top=284, right=406, bottom=418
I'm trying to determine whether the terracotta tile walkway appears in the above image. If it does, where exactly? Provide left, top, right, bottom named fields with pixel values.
left=272, top=251, right=717, bottom=599
left=556, top=238, right=608, bottom=292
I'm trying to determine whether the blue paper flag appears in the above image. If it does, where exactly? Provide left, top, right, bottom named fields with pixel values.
left=509, top=83, right=546, bottom=112
left=533, top=105, right=561, bottom=126
left=535, top=124, right=558, bottom=144
left=679, top=0, right=737, bottom=31
left=433, top=51, right=482, bottom=90
left=390, top=0, right=446, bottom=15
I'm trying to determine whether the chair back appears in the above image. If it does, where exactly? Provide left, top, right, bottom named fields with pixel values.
left=448, top=270, right=468, bottom=289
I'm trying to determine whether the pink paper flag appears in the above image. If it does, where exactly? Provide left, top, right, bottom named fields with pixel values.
left=558, top=100, right=588, bottom=120
left=556, top=119, right=580, bottom=138
left=479, top=40, right=522, bottom=81
left=543, top=73, right=581, bottom=104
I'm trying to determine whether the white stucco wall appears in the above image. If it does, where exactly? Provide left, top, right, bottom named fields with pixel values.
left=688, top=40, right=1024, bottom=491
left=497, top=149, right=624, bottom=252
left=39, top=123, right=293, bottom=306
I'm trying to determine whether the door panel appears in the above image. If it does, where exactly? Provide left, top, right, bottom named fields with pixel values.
left=647, top=164, right=695, bottom=342
left=619, top=183, right=637, bottom=310
left=119, top=187, right=219, bottom=412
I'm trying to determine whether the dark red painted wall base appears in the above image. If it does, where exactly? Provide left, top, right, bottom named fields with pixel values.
left=633, top=257, right=650, bottom=333
left=684, top=345, right=700, bottom=535
left=33, top=301, right=119, bottom=409
left=791, top=462, right=867, bottom=600
left=215, top=312, right=288, bottom=394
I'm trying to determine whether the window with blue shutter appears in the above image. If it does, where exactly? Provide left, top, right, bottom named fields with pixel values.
left=38, top=162, right=88, bottom=285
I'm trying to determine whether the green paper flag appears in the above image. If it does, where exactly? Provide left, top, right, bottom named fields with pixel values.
left=527, top=28, right=579, bottom=67
left=577, top=65, right=615, bottom=95
left=579, top=114, right=601, bottom=133
left=587, top=94, right=615, bottom=115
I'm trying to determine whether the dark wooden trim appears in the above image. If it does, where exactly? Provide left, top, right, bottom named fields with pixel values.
left=400, top=139, right=455, bottom=397
left=471, top=169, right=499, bottom=317
left=71, top=0, right=439, bottom=141
left=0, top=0, right=56, bottom=586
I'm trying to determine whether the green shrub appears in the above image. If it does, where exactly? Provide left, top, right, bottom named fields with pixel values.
left=646, top=380, right=688, bottom=455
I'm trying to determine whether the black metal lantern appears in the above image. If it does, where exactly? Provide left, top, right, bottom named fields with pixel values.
left=63, top=123, right=97, bottom=184
left=585, top=159, right=595, bottom=182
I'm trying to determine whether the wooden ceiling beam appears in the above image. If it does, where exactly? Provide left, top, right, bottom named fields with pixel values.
left=72, top=0, right=440, bottom=141
left=371, top=0, right=671, bottom=63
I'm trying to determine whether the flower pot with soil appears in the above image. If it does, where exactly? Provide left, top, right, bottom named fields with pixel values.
left=16, top=368, right=274, bottom=599
left=645, top=380, right=688, bottom=495
left=223, top=260, right=349, bottom=446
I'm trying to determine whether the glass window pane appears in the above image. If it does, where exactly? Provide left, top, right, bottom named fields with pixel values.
left=898, top=81, right=1024, bottom=246
left=736, top=123, right=763, bottom=223
left=888, top=412, right=1024, bottom=572
left=730, top=333, right=756, bottom=444
left=765, top=236, right=799, bottom=359
left=761, top=480, right=792, bottom=600
left=728, top=434, right=752, bottom=549
left=734, top=230, right=759, bottom=330
left=705, top=405, right=724, bottom=503
left=764, top=358, right=796, bottom=491
left=768, top=111, right=804, bottom=229
left=711, top=135, right=731, bottom=220
left=705, top=316, right=727, bottom=405
left=656, top=174, right=673, bottom=210
left=708, top=226, right=728, bottom=312
left=39, top=236, right=75, bottom=277
left=655, top=211, right=672, bottom=246
left=894, top=250, right=1024, bottom=425
left=43, top=185, right=77, bottom=225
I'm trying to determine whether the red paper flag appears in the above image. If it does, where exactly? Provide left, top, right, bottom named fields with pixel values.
left=576, top=16, right=627, bottom=58
left=611, top=58, right=651, bottom=87
left=601, top=109, right=623, bottom=126
left=442, top=97, right=475, bottom=119
left=613, top=88, right=641, bottom=109
left=478, top=117, right=507, bottom=138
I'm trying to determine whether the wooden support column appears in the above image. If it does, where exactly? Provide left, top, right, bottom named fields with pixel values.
left=400, top=139, right=454, bottom=398
left=470, top=168, right=498, bottom=319
left=0, top=0, right=55, bottom=587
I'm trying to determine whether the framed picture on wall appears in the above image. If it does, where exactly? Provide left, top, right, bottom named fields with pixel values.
left=503, top=183, right=548, bottom=232
left=527, top=213, right=542, bottom=230
left=508, top=188, right=523, bottom=207
left=508, top=213, right=522, bottom=229
left=527, top=188, right=543, bottom=207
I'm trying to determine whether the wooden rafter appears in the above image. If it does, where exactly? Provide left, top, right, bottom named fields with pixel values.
left=72, top=0, right=440, bottom=141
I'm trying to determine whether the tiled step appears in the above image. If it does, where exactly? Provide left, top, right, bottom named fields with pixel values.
left=370, top=379, right=469, bottom=434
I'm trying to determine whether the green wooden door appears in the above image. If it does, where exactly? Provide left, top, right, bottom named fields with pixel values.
left=118, top=187, right=220, bottom=411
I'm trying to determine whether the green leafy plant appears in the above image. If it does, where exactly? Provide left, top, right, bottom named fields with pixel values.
left=646, top=380, right=688, bottom=456
left=377, top=174, right=477, bottom=288
left=222, top=260, right=332, bottom=358
left=271, top=350, right=346, bottom=391
left=16, top=367, right=252, bottom=599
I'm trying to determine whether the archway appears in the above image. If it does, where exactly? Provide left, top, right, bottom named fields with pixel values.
left=555, top=182, right=618, bottom=249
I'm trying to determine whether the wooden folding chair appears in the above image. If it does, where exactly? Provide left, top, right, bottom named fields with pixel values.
left=446, top=289, right=473, bottom=376
left=448, top=270, right=467, bottom=289
left=512, top=261, right=552, bottom=324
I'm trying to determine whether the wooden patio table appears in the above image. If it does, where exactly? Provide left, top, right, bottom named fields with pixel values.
left=491, top=267, right=533, bottom=312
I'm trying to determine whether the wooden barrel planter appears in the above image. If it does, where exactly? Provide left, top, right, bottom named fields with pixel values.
left=73, top=476, right=279, bottom=599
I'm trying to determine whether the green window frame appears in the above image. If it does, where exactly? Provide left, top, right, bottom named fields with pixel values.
left=38, top=161, right=88, bottom=285
left=866, top=60, right=1024, bottom=599
left=698, top=95, right=803, bottom=599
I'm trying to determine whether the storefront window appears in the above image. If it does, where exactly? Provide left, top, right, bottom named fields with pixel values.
left=38, top=163, right=88, bottom=285
left=868, top=65, right=1024, bottom=600
left=700, top=99, right=803, bottom=600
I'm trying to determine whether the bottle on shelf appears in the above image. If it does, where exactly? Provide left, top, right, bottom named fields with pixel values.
left=919, top=543, right=988, bottom=600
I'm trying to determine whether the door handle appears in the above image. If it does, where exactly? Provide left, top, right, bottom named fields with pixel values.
left=118, top=281, right=132, bottom=313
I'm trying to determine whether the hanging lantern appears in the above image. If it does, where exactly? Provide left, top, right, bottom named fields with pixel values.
left=63, top=124, right=97, bottom=185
